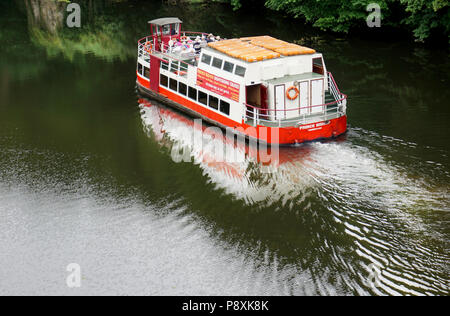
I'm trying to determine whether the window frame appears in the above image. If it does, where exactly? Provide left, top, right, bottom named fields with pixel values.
left=160, top=74, right=169, bottom=87
left=201, top=54, right=212, bottom=66
left=235, top=65, right=246, bottom=77
left=188, top=86, right=198, bottom=101
left=198, top=90, right=208, bottom=106
left=212, top=57, right=223, bottom=69
left=161, top=59, right=169, bottom=71
left=223, top=61, right=234, bottom=73
left=169, top=78, right=178, bottom=92
left=220, top=100, right=230, bottom=116
left=179, top=82, right=187, bottom=96
left=170, top=60, right=180, bottom=73
left=209, top=95, right=219, bottom=110
left=144, top=67, right=150, bottom=79
left=312, top=57, right=324, bottom=75
left=162, top=24, right=171, bottom=36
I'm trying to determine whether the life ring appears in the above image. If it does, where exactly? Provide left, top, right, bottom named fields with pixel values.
left=286, top=86, right=299, bottom=100
left=144, top=42, right=153, bottom=53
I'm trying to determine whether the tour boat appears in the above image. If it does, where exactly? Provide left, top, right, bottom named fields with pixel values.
left=136, top=17, right=348, bottom=145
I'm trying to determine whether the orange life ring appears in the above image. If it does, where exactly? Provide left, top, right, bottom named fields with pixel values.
left=286, top=86, right=299, bottom=100
left=145, top=42, right=153, bottom=53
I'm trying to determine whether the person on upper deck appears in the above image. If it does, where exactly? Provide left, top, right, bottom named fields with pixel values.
left=193, top=36, right=201, bottom=55
left=168, top=39, right=175, bottom=53
left=200, top=35, right=208, bottom=47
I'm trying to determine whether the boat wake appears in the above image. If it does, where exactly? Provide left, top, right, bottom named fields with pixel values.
left=139, top=98, right=450, bottom=295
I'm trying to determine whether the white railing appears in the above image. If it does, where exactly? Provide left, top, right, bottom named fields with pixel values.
left=244, top=72, right=347, bottom=127
left=137, top=36, right=152, bottom=61
left=328, top=72, right=345, bottom=107
left=138, top=37, right=192, bottom=79
left=138, top=31, right=208, bottom=59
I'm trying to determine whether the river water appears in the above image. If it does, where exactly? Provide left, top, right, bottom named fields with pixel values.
left=0, top=0, right=449, bottom=295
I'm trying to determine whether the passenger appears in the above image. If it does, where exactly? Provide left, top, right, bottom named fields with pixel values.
left=168, top=39, right=174, bottom=53
left=193, top=37, right=201, bottom=55
left=200, top=35, right=208, bottom=47
left=216, top=36, right=221, bottom=41
left=206, top=34, right=215, bottom=43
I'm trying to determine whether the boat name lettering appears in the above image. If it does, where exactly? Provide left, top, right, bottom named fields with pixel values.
left=299, top=121, right=330, bottom=130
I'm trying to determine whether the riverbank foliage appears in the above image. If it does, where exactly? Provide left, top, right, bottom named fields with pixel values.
left=228, top=0, right=449, bottom=43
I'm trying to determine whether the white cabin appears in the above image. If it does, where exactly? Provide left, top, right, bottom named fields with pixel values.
left=137, top=23, right=346, bottom=130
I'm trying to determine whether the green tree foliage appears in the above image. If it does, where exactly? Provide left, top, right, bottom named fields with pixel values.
left=399, top=0, right=450, bottom=42
left=230, top=0, right=449, bottom=43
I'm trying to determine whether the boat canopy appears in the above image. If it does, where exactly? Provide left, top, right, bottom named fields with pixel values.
left=208, top=36, right=316, bottom=63
left=148, top=17, right=182, bottom=26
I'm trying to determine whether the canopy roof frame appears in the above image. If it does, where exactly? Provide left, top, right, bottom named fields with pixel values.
left=148, top=17, right=183, bottom=26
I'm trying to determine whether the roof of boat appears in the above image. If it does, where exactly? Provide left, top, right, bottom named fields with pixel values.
left=148, top=17, right=182, bottom=26
left=208, top=36, right=316, bottom=63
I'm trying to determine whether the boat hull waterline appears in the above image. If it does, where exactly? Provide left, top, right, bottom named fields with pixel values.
left=137, top=81, right=347, bottom=145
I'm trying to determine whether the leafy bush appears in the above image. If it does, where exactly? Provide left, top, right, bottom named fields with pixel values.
left=229, top=0, right=449, bottom=43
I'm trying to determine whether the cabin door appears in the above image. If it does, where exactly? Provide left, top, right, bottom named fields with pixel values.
left=260, top=85, right=268, bottom=120
left=274, top=85, right=285, bottom=120
left=311, top=79, right=324, bottom=114
left=299, top=81, right=309, bottom=115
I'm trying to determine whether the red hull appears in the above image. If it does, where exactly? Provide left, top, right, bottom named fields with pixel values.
left=137, top=77, right=347, bottom=145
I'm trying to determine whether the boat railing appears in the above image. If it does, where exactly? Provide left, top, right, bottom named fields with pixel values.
left=138, top=30, right=208, bottom=58
left=328, top=72, right=346, bottom=107
left=138, top=37, right=195, bottom=79
left=181, top=31, right=209, bottom=39
left=244, top=72, right=347, bottom=127
left=137, top=36, right=153, bottom=62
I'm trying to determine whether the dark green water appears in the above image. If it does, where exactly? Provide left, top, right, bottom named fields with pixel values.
left=0, top=0, right=449, bottom=295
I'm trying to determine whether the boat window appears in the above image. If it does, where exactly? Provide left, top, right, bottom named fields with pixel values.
left=223, top=61, right=234, bottom=73
left=170, top=61, right=180, bottom=73
left=153, top=26, right=161, bottom=36
left=198, top=91, right=208, bottom=106
left=220, top=100, right=230, bottom=115
left=201, top=54, right=212, bottom=66
left=313, top=57, right=324, bottom=75
left=180, top=61, right=188, bottom=73
left=235, top=65, right=246, bottom=77
left=161, top=59, right=169, bottom=71
left=144, top=67, right=150, bottom=79
left=162, top=24, right=171, bottom=36
left=169, top=78, right=178, bottom=92
left=188, top=87, right=197, bottom=100
left=137, top=63, right=143, bottom=75
left=212, top=57, right=223, bottom=69
left=209, top=95, right=219, bottom=110
left=179, top=82, right=187, bottom=96
left=170, top=23, right=180, bottom=36
left=160, top=74, right=168, bottom=87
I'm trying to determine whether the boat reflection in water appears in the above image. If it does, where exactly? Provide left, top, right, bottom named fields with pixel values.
left=138, top=97, right=341, bottom=206
left=138, top=97, right=449, bottom=295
